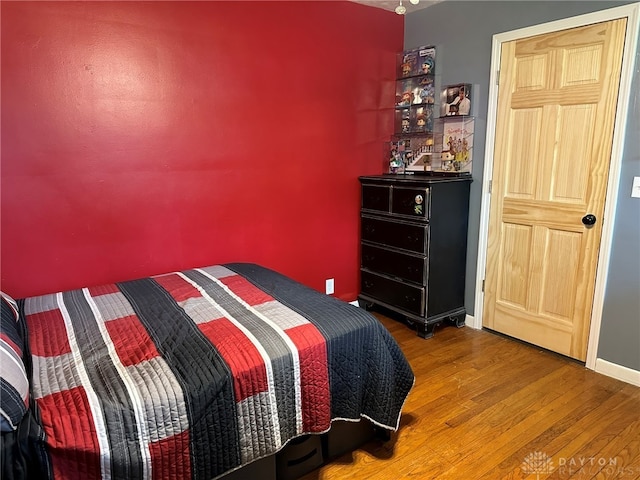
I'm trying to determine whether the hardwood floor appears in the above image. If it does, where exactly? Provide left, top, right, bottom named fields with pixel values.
left=301, top=312, right=640, bottom=480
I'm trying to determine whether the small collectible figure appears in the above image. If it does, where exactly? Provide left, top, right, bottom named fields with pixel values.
left=401, top=61, right=412, bottom=77
left=447, top=135, right=457, bottom=157
left=401, top=118, right=410, bottom=133
left=389, top=145, right=402, bottom=173
left=412, top=88, right=422, bottom=105
left=420, top=57, right=434, bottom=74
left=400, top=49, right=420, bottom=77
left=418, top=77, right=435, bottom=104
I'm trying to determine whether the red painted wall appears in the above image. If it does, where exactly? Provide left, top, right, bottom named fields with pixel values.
left=0, top=1, right=402, bottom=300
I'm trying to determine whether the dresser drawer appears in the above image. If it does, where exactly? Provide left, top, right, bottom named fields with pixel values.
left=391, top=186, right=430, bottom=219
left=361, top=184, right=390, bottom=213
left=361, top=244, right=426, bottom=284
left=360, top=270, right=425, bottom=316
left=361, top=215, right=428, bottom=255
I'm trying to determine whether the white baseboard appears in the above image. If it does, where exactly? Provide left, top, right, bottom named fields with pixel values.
left=595, top=358, right=640, bottom=386
left=465, top=314, right=477, bottom=329
left=465, top=317, right=639, bottom=386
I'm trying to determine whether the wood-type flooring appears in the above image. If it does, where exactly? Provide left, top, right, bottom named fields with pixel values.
left=301, top=312, right=640, bottom=480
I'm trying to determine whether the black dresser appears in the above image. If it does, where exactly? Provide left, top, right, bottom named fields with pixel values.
left=358, top=174, right=472, bottom=338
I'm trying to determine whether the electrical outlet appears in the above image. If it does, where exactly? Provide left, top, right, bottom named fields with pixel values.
left=325, top=278, right=335, bottom=295
left=632, top=176, right=640, bottom=198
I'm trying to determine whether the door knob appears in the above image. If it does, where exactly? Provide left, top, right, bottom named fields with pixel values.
left=582, top=214, right=597, bottom=226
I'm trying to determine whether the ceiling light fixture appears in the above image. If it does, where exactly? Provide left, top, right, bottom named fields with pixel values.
left=395, top=0, right=419, bottom=15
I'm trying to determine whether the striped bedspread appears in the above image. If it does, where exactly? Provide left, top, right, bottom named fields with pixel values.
left=22, top=263, right=414, bottom=480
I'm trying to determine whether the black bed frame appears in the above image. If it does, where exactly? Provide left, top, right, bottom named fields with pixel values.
left=222, top=419, right=387, bottom=480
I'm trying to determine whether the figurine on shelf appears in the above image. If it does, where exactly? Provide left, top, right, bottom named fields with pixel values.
left=395, top=108, right=411, bottom=135
left=412, top=106, right=432, bottom=133
left=447, top=135, right=457, bottom=157
left=400, top=51, right=417, bottom=77
left=401, top=117, right=410, bottom=133
left=401, top=60, right=412, bottom=77
left=418, top=77, right=435, bottom=104
left=412, top=87, right=423, bottom=105
left=390, top=154, right=404, bottom=173
left=399, top=90, right=412, bottom=106
left=420, top=57, right=434, bottom=75
left=389, top=139, right=408, bottom=174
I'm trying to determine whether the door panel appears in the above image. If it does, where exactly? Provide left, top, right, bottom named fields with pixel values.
left=506, top=109, right=541, bottom=198
left=498, top=223, right=532, bottom=309
left=540, top=228, right=581, bottom=319
left=483, top=18, right=627, bottom=361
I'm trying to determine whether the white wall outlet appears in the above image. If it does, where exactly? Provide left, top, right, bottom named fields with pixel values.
left=325, top=278, right=335, bottom=295
left=632, top=176, right=640, bottom=198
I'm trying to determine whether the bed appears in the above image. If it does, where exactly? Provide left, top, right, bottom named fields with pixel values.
left=1, top=263, right=414, bottom=480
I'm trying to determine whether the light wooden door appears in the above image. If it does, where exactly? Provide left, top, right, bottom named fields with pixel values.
left=483, top=18, right=627, bottom=361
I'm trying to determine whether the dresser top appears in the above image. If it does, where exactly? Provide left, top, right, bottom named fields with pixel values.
left=359, top=174, right=472, bottom=185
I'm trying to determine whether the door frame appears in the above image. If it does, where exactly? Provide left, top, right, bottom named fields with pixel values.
left=473, top=3, right=640, bottom=370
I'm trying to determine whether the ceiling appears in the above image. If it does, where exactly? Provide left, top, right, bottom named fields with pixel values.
left=351, top=0, right=441, bottom=14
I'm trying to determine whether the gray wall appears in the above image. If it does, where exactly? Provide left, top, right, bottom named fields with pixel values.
left=405, top=1, right=639, bottom=371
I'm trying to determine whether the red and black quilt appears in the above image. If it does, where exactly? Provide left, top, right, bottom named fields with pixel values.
left=20, top=263, right=414, bottom=479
